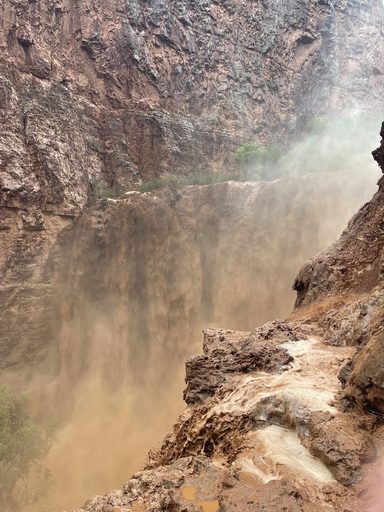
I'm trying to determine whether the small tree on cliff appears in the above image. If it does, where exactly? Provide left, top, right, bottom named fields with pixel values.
left=234, top=142, right=282, bottom=179
left=0, top=385, right=55, bottom=512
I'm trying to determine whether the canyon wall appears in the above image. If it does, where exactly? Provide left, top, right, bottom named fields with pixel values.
left=1, top=0, right=384, bottom=377
left=0, top=0, right=383, bottom=212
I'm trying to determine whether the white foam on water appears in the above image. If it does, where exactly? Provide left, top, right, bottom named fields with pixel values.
left=237, top=426, right=335, bottom=486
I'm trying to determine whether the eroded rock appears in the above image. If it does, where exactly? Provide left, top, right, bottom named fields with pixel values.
left=184, top=326, right=293, bottom=406
left=346, top=329, right=384, bottom=413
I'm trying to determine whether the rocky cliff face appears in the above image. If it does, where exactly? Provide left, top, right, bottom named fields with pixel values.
left=1, top=0, right=383, bottom=213
left=72, top=127, right=384, bottom=512
left=1, top=0, right=383, bottom=375
left=1, top=0, right=384, bottom=510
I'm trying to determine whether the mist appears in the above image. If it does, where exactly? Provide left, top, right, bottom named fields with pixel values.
left=279, top=111, right=384, bottom=178
left=20, top=112, right=382, bottom=511
left=241, top=111, right=384, bottom=182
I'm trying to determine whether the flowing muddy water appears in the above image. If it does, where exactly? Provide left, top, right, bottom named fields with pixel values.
left=178, top=337, right=356, bottom=507
left=28, top=166, right=378, bottom=511
left=232, top=339, right=355, bottom=490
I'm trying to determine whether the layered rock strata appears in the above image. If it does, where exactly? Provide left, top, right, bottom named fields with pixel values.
left=1, top=0, right=383, bottom=212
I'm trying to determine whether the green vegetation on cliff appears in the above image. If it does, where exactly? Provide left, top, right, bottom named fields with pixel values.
left=0, top=385, right=55, bottom=512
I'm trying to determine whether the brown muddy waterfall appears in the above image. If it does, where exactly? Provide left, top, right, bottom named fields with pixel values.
left=29, top=162, right=378, bottom=510
left=1, top=0, right=384, bottom=508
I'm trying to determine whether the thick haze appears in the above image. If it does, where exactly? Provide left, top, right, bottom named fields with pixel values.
left=24, top=111, right=383, bottom=511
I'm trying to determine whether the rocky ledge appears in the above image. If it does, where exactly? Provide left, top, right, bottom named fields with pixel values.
left=74, top=322, right=374, bottom=512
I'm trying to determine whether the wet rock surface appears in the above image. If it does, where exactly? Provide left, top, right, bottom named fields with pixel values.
left=184, top=326, right=294, bottom=406
left=307, top=412, right=375, bottom=485
left=346, top=329, right=384, bottom=413
left=0, top=0, right=384, bottom=509
left=74, top=326, right=370, bottom=512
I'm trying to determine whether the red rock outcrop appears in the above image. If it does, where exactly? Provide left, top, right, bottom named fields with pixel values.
left=1, top=1, right=384, bottom=509
left=1, top=0, right=383, bottom=212
left=1, top=0, right=383, bottom=375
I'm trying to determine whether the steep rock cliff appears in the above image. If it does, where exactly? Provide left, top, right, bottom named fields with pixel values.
left=1, top=0, right=383, bottom=376
left=1, top=1, right=384, bottom=509
left=1, top=0, right=383, bottom=213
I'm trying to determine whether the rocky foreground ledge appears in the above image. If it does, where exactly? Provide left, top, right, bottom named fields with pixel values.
left=73, top=324, right=375, bottom=512
left=74, top=128, right=384, bottom=512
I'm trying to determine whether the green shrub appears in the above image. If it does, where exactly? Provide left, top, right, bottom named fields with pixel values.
left=234, top=142, right=268, bottom=168
left=0, top=385, right=55, bottom=512
left=139, top=174, right=184, bottom=192
left=139, top=178, right=166, bottom=193
left=90, top=178, right=120, bottom=200
left=234, top=142, right=282, bottom=179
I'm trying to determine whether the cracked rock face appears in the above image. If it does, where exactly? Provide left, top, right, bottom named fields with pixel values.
left=1, top=0, right=384, bottom=212
left=73, top=326, right=374, bottom=512
left=346, top=329, right=384, bottom=413
left=2, top=0, right=383, bottom=382
left=1, top=0, right=384, bottom=508
left=372, top=122, right=384, bottom=173
left=1, top=0, right=383, bottom=379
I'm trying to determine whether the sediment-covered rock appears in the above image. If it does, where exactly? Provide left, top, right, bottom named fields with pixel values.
left=184, top=324, right=303, bottom=406
left=74, top=326, right=371, bottom=512
left=346, top=329, right=384, bottom=413
left=1, top=0, right=384, bottom=508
